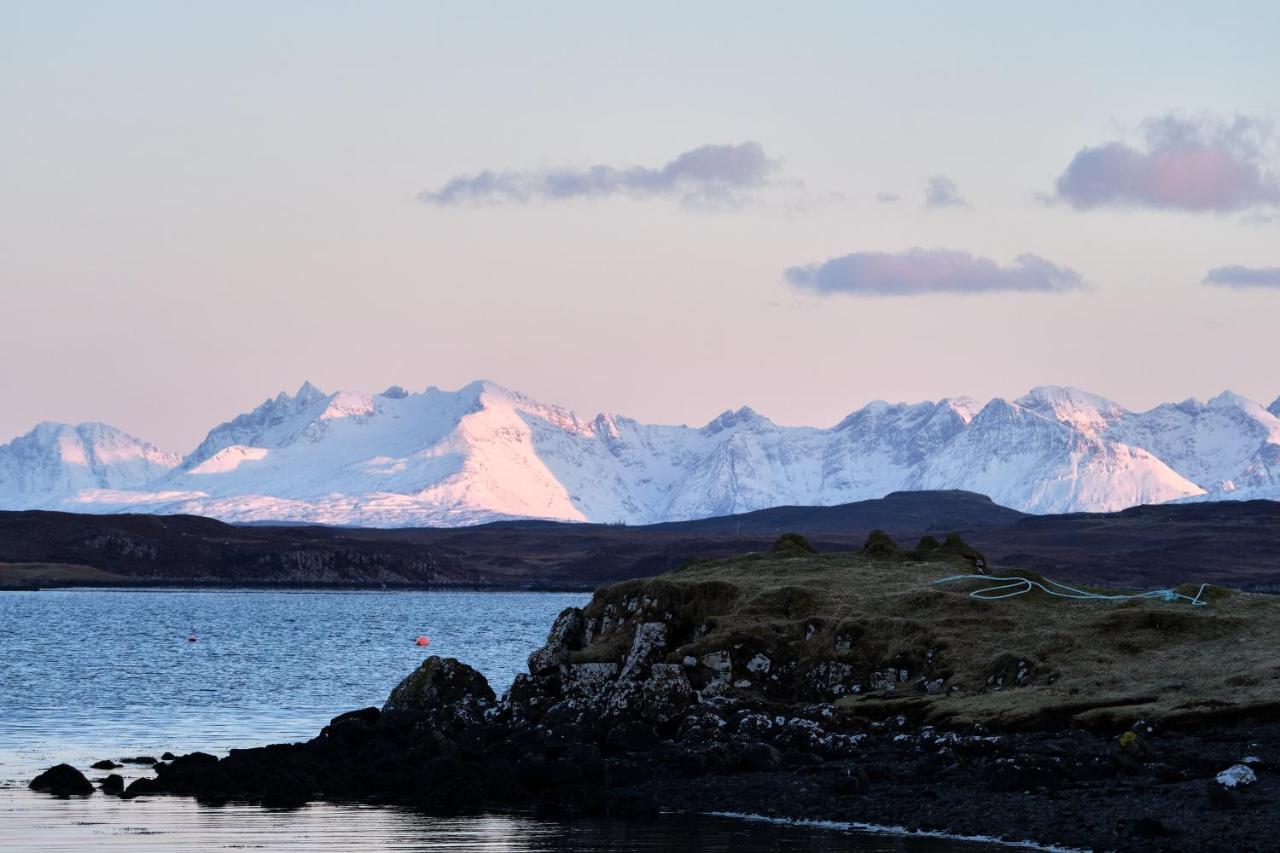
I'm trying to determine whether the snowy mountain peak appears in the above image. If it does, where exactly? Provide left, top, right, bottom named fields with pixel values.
left=1015, top=386, right=1128, bottom=437
left=1270, top=397, right=1280, bottom=418
left=702, top=406, right=773, bottom=435
left=295, top=381, right=327, bottom=404
left=3, top=382, right=1279, bottom=525
left=0, top=422, right=178, bottom=509
left=1207, top=390, right=1264, bottom=413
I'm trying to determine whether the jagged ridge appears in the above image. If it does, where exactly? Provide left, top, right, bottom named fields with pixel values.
left=1, top=382, right=1278, bottom=525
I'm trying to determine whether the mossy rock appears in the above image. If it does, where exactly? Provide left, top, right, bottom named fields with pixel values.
left=772, top=533, right=817, bottom=557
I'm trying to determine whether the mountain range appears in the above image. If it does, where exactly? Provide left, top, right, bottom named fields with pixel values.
left=1, top=381, right=1278, bottom=526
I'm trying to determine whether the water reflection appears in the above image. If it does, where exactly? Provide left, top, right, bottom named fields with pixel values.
left=1, top=791, right=995, bottom=852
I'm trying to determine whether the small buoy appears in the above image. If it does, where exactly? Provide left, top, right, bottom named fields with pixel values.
left=187, top=633, right=198, bottom=643
left=415, top=635, right=430, bottom=647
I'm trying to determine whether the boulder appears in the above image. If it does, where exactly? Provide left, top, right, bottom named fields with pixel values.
left=30, top=764, right=94, bottom=796
left=91, top=759, right=122, bottom=770
left=636, top=663, right=694, bottom=723
left=605, top=721, right=662, bottom=752
left=383, top=656, right=495, bottom=732
left=100, top=774, right=125, bottom=795
left=561, top=662, right=619, bottom=702
left=618, top=623, right=667, bottom=681
left=527, top=607, right=585, bottom=675
left=1216, top=764, right=1257, bottom=788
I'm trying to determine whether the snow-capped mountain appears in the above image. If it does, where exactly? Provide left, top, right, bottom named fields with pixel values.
left=0, top=422, right=179, bottom=509
left=1, top=382, right=1277, bottom=526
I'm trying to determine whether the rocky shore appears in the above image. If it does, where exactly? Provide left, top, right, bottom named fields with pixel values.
left=32, top=536, right=1280, bottom=851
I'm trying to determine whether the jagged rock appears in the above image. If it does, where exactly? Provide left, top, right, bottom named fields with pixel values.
left=100, top=774, right=125, bottom=795
left=562, top=663, right=619, bottom=701
left=528, top=607, right=585, bottom=675
left=636, top=663, right=694, bottom=723
left=746, top=653, right=771, bottom=674
left=605, top=721, right=662, bottom=752
left=30, top=764, right=93, bottom=796
left=869, top=669, right=897, bottom=693
left=383, top=656, right=495, bottom=732
left=619, top=622, right=667, bottom=681
left=1216, top=764, right=1257, bottom=788
left=678, top=710, right=727, bottom=744
left=806, top=662, right=858, bottom=698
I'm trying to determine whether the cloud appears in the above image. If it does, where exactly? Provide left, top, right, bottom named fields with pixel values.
left=1203, top=265, right=1280, bottom=289
left=924, top=175, right=969, bottom=208
left=784, top=248, right=1084, bottom=297
left=876, top=192, right=902, bottom=204
left=1052, top=114, right=1280, bottom=212
left=418, top=142, right=779, bottom=209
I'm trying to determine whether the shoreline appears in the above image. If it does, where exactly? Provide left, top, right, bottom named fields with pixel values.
left=0, top=578, right=595, bottom=593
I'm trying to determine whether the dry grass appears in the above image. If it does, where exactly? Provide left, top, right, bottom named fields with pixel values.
left=580, top=547, right=1280, bottom=730
left=0, top=562, right=128, bottom=587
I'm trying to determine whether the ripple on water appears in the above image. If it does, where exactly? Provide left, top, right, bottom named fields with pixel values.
left=0, top=588, right=994, bottom=851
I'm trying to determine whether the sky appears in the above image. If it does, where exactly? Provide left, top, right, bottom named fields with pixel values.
left=3, top=1, right=1279, bottom=452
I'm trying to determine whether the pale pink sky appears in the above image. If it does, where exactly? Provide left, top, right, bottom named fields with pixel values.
left=3, top=2, right=1278, bottom=452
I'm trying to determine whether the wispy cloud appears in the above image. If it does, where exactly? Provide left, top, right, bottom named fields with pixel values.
left=1051, top=114, right=1280, bottom=212
left=924, top=175, right=969, bottom=209
left=785, top=248, right=1083, bottom=297
left=418, top=142, right=779, bottom=210
left=1203, top=265, right=1280, bottom=289
left=876, top=191, right=902, bottom=204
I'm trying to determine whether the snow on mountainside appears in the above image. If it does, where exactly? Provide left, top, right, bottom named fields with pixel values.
left=0, top=422, right=179, bottom=508
left=1110, top=391, right=1280, bottom=501
left=0, top=382, right=1276, bottom=526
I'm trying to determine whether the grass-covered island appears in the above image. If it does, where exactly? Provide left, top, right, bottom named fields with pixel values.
left=33, top=534, right=1280, bottom=850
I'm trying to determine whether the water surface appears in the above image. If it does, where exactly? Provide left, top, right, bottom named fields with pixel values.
left=0, top=588, right=1001, bottom=851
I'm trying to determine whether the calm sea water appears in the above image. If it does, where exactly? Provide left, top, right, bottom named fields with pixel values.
left=0, top=588, right=1002, bottom=851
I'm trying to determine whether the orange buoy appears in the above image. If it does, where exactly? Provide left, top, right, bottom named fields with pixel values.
left=415, top=635, right=430, bottom=647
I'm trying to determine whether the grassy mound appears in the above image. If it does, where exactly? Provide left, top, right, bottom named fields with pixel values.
left=574, top=540, right=1280, bottom=731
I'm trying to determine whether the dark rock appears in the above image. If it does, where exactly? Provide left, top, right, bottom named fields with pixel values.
left=833, top=766, right=870, bottom=795
left=122, top=777, right=162, bottom=799
left=604, top=791, right=660, bottom=818
left=1207, top=779, right=1237, bottom=810
left=100, top=774, right=125, bottom=795
left=260, top=773, right=314, bottom=809
left=382, top=656, right=495, bottom=732
left=91, top=759, right=122, bottom=770
left=781, top=750, right=824, bottom=769
left=1131, top=816, right=1172, bottom=838
left=516, top=757, right=584, bottom=788
left=123, top=756, right=159, bottom=765
left=982, top=760, right=1061, bottom=792
left=606, top=721, right=661, bottom=752
left=736, top=740, right=782, bottom=772
left=527, top=607, right=585, bottom=675
left=30, top=764, right=94, bottom=796
left=161, top=751, right=177, bottom=761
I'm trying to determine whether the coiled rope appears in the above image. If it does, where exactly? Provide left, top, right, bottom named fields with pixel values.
left=934, top=574, right=1209, bottom=607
